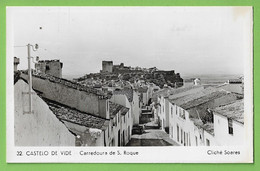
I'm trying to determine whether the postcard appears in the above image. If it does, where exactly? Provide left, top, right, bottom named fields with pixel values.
left=6, top=6, right=253, bottom=163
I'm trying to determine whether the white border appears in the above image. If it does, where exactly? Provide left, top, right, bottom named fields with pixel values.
left=6, top=6, right=254, bottom=163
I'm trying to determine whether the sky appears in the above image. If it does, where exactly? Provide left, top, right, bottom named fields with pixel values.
left=8, top=7, right=252, bottom=78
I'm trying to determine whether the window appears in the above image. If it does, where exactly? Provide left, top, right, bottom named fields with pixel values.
left=180, top=109, right=185, bottom=119
left=188, top=133, right=191, bottom=146
left=186, top=133, right=189, bottom=146
left=184, top=131, right=186, bottom=146
left=228, top=118, right=233, bottom=135
left=176, top=106, right=178, bottom=115
left=177, top=125, right=179, bottom=142
left=195, top=136, right=198, bottom=146
left=181, top=129, right=183, bottom=144
left=182, top=110, right=186, bottom=119
left=206, top=139, right=210, bottom=146
left=171, top=107, right=173, bottom=117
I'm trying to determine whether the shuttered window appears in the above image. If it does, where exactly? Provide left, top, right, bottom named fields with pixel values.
left=228, top=118, right=233, bottom=135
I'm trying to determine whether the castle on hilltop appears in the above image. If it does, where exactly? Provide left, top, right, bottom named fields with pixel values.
left=100, top=61, right=183, bottom=88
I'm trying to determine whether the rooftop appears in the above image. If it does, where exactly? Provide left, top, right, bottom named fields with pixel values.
left=114, top=87, right=134, bottom=102
left=109, top=101, right=124, bottom=118
left=28, top=72, right=109, bottom=99
left=169, top=87, right=219, bottom=107
left=214, top=100, right=244, bottom=124
left=180, top=90, right=231, bottom=110
left=43, top=98, right=109, bottom=130
left=153, top=86, right=204, bottom=102
left=109, top=101, right=129, bottom=117
left=167, top=85, right=204, bottom=97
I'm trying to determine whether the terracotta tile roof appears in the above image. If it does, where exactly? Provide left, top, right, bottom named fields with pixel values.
left=114, top=87, right=133, bottom=102
left=180, top=91, right=230, bottom=110
left=214, top=100, right=244, bottom=124
left=153, top=86, right=204, bottom=102
left=43, top=98, right=109, bottom=130
left=109, top=101, right=124, bottom=118
left=109, top=101, right=129, bottom=117
left=30, top=72, right=109, bottom=99
left=167, top=85, right=204, bottom=97
left=169, top=87, right=218, bottom=106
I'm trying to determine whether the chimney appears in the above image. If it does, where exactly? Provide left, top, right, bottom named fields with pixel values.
left=14, top=57, right=20, bottom=72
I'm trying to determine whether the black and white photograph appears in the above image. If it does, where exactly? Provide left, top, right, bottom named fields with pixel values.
left=6, top=6, right=253, bottom=163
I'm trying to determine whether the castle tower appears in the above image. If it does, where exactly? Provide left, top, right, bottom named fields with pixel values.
left=102, top=61, right=113, bottom=73
left=35, top=59, right=63, bottom=78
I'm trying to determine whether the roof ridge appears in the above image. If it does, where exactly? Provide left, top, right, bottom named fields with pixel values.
left=27, top=72, right=109, bottom=99
left=42, top=97, right=109, bottom=120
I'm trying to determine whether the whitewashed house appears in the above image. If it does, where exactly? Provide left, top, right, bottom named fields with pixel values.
left=168, top=88, right=242, bottom=146
left=14, top=76, right=76, bottom=146
left=110, top=93, right=133, bottom=145
left=213, top=100, right=244, bottom=146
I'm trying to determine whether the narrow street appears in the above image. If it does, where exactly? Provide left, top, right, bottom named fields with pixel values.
left=126, top=121, right=179, bottom=146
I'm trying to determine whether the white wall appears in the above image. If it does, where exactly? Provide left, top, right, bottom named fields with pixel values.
left=111, top=113, right=120, bottom=146
left=14, top=80, right=75, bottom=146
left=204, top=131, right=216, bottom=146
left=168, top=98, right=244, bottom=146
left=21, top=73, right=109, bottom=119
left=142, top=92, right=149, bottom=106
left=165, top=98, right=170, bottom=128
left=157, top=96, right=166, bottom=130
left=168, top=102, right=215, bottom=147
left=214, top=113, right=244, bottom=146
left=132, top=90, right=141, bottom=125
left=110, top=94, right=133, bottom=146
left=173, top=108, right=193, bottom=146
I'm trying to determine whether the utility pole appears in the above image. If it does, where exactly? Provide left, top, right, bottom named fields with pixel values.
left=27, top=44, right=33, bottom=114
left=26, top=43, right=38, bottom=114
